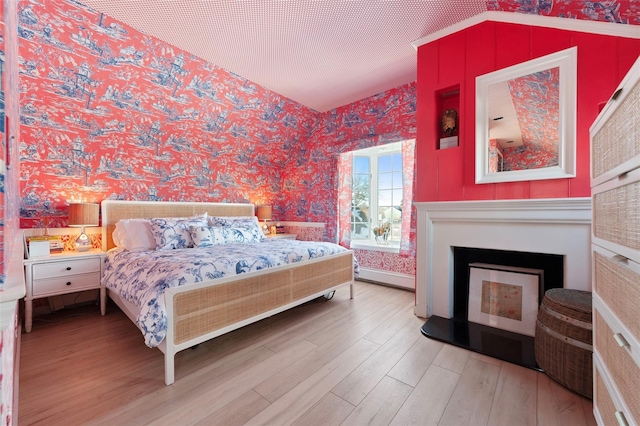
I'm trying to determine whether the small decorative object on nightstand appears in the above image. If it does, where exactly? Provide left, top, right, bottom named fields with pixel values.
left=68, top=203, right=99, bottom=252
left=23, top=249, right=106, bottom=333
left=25, top=235, right=64, bottom=257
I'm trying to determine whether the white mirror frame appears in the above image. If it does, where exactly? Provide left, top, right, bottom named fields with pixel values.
left=475, top=47, right=577, bottom=184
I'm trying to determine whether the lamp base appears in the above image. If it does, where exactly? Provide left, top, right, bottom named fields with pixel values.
left=75, top=232, right=92, bottom=252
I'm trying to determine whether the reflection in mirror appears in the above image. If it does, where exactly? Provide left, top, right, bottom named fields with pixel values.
left=489, top=67, right=559, bottom=171
left=476, top=47, right=577, bottom=184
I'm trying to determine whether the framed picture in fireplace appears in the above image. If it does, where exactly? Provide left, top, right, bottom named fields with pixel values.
left=467, top=263, right=543, bottom=337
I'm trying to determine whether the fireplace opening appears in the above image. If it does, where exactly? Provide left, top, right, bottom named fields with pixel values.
left=421, top=247, right=564, bottom=370
left=452, top=247, right=564, bottom=320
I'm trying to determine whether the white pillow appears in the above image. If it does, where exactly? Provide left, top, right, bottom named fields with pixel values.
left=112, top=219, right=156, bottom=251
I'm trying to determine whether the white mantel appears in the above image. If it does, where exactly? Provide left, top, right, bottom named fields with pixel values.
left=414, top=198, right=592, bottom=319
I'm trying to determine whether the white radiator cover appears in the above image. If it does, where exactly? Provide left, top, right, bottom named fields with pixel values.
left=414, top=198, right=592, bottom=319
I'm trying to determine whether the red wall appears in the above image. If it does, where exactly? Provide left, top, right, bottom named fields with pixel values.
left=415, top=21, right=640, bottom=202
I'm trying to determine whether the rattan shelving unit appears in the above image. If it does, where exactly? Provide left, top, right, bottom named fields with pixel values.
left=590, top=54, right=640, bottom=426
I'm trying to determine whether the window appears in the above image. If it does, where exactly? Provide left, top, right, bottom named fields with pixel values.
left=350, top=141, right=403, bottom=245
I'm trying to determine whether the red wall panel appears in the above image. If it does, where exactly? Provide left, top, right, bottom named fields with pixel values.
left=495, top=23, right=531, bottom=70
left=495, top=181, right=529, bottom=199
left=462, top=22, right=497, bottom=200
left=529, top=179, right=570, bottom=199
left=438, top=148, right=465, bottom=201
left=438, top=31, right=466, bottom=88
left=416, top=41, right=440, bottom=201
left=530, top=27, right=572, bottom=58
left=415, top=20, right=640, bottom=202
left=573, top=32, right=621, bottom=197
left=435, top=33, right=466, bottom=201
left=620, top=38, right=640, bottom=77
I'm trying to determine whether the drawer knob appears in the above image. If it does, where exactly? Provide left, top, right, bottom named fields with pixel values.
left=66, top=282, right=72, bottom=286
left=613, top=333, right=629, bottom=348
left=66, top=267, right=72, bottom=271
left=615, top=411, right=628, bottom=426
left=611, top=254, right=628, bottom=263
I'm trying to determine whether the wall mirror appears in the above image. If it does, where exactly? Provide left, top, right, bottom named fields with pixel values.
left=475, top=47, right=577, bottom=184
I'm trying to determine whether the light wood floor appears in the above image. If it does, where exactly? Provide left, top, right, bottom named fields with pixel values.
left=19, top=282, right=596, bottom=425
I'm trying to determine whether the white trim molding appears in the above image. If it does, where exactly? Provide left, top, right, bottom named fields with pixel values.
left=411, top=11, right=640, bottom=49
left=278, top=221, right=326, bottom=228
left=351, top=241, right=400, bottom=253
left=413, top=198, right=591, bottom=319
left=357, top=267, right=415, bottom=291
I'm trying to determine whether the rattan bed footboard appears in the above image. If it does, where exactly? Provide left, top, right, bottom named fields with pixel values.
left=101, top=200, right=355, bottom=385
left=169, top=251, right=354, bottom=345
left=162, top=250, right=354, bottom=384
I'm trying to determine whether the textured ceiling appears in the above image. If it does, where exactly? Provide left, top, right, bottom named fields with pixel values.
left=78, top=0, right=488, bottom=112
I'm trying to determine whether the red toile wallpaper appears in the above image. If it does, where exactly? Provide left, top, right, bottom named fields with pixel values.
left=279, top=83, right=417, bottom=241
left=0, top=0, right=6, bottom=285
left=17, top=0, right=317, bottom=228
left=503, top=67, right=560, bottom=171
left=279, top=83, right=417, bottom=275
left=489, top=0, right=640, bottom=25
left=16, top=0, right=418, bottom=276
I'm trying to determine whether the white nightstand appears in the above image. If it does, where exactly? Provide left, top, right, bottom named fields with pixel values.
left=23, top=250, right=105, bottom=333
left=266, top=233, right=297, bottom=240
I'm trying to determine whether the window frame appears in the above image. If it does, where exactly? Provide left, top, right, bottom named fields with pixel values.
left=348, top=142, right=403, bottom=251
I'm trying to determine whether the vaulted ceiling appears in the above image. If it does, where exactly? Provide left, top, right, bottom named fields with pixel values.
left=78, top=1, right=640, bottom=112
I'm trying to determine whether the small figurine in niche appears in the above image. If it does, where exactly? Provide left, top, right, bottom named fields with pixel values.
left=441, top=109, right=458, bottom=137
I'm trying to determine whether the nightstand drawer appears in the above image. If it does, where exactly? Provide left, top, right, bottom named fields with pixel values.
left=32, top=257, right=101, bottom=280
left=32, top=272, right=101, bottom=297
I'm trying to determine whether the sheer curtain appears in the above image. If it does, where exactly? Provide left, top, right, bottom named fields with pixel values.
left=337, top=139, right=415, bottom=256
left=399, top=139, right=416, bottom=257
left=337, top=151, right=353, bottom=248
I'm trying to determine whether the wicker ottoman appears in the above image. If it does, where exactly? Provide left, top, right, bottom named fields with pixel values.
left=535, top=288, right=593, bottom=398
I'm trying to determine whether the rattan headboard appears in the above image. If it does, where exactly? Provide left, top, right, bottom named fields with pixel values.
left=101, top=200, right=255, bottom=251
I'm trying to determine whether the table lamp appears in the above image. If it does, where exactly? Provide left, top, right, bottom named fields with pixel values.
left=68, top=203, right=99, bottom=251
left=256, top=205, right=272, bottom=235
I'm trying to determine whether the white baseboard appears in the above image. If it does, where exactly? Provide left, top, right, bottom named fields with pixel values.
left=357, top=268, right=415, bottom=290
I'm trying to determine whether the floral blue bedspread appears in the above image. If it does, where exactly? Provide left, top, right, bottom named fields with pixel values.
left=102, top=239, right=357, bottom=347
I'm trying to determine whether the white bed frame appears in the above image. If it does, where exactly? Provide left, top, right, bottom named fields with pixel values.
left=100, top=200, right=354, bottom=385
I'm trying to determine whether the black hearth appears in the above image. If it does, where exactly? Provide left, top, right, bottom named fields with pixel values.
left=421, top=247, right=564, bottom=370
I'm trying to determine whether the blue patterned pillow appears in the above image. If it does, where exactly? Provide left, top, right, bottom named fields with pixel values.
left=208, top=216, right=265, bottom=242
left=220, top=225, right=263, bottom=243
left=149, top=215, right=208, bottom=250
left=190, top=224, right=263, bottom=246
left=189, top=226, right=226, bottom=248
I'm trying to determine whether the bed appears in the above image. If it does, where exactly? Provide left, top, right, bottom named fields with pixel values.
left=100, top=200, right=355, bottom=385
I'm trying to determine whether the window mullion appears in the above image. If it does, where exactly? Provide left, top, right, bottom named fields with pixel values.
left=370, top=153, right=379, bottom=236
